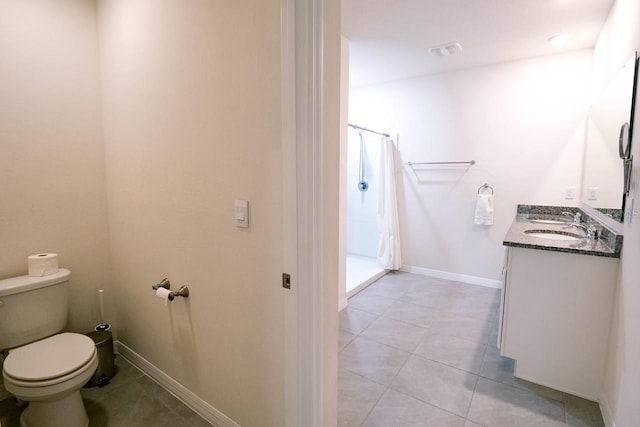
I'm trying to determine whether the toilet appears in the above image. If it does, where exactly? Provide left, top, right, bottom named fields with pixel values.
left=0, top=269, right=98, bottom=427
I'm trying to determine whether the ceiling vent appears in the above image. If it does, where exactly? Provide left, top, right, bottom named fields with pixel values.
left=428, top=42, right=463, bottom=57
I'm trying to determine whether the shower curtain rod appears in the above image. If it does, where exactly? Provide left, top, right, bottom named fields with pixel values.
left=348, top=123, right=391, bottom=138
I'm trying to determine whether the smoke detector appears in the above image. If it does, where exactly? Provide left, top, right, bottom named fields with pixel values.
left=428, top=42, right=463, bottom=57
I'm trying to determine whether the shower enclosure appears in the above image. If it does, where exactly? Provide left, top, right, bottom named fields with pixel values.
left=345, top=125, right=387, bottom=295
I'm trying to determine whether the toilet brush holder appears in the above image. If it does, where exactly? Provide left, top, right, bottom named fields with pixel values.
left=95, top=289, right=111, bottom=331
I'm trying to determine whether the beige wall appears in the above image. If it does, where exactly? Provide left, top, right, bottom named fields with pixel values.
left=596, top=0, right=640, bottom=425
left=0, top=0, right=338, bottom=423
left=0, top=1, right=111, bottom=334
left=97, top=1, right=285, bottom=425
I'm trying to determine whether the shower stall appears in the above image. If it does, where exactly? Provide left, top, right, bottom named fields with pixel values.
left=345, top=124, right=391, bottom=295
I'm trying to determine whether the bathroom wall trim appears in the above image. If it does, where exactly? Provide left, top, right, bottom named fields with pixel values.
left=400, top=265, right=502, bottom=289
left=599, top=394, right=617, bottom=427
left=346, top=270, right=388, bottom=300
left=281, top=0, right=298, bottom=422
left=116, top=341, right=240, bottom=427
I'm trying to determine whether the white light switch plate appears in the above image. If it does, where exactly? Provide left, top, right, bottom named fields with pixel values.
left=235, top=199, right=249, bottom=228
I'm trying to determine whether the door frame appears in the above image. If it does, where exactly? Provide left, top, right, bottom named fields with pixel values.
left=282, top=0, right=329, bottom=425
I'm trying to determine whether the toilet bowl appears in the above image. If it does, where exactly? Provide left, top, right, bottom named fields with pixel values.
left=3, top=333, right=98, bottom=427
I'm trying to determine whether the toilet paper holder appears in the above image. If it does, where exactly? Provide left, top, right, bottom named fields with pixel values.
left=152, top=278, right=190, bottom=301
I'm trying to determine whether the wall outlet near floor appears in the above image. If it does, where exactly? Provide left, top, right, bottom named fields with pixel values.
left=565, top=187, right=575, bottom=199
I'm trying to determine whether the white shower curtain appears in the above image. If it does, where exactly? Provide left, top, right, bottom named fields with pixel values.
left=377, top=137, right=402, bottom=270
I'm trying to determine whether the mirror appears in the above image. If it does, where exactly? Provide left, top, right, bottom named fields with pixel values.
left=582, top=52, right=639, bottom=222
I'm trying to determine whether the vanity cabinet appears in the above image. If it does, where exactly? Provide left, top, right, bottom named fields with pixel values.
left=498, top=247, right=619, bottom=400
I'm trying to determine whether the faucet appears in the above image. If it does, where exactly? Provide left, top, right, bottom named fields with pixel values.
left=570, top=220, right=599, bottom=240
left=564, top=211, right=599, bottom=240
left=560, top=211, right=599, bottom=240
left=561, top=211, right=580, bottom=223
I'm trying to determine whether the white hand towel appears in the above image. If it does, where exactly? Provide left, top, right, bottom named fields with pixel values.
left=474, top=194, right=494, bottom=225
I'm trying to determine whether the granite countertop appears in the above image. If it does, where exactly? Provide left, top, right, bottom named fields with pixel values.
left=503, top=206, right=622, bottom=258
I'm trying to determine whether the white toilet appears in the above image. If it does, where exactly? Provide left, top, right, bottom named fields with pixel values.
left=0, top=269, right=98, bottom=427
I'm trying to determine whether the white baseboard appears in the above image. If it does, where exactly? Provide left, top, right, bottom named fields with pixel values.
left=116, top=341, right=240, bottom=427
left=599, top=393, right=617, bottom=427
left=400, top=265, right=502, bottom=289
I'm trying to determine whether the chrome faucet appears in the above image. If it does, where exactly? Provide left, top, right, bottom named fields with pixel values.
left=571, top=221, right=594, bottom=234
left=561, top=211, right=581, bottom=223
left=564, top=211, right=599, bottom=240
left=572, top=212, right=582, bottom=224
left=571, top=221, right=599, bottom=240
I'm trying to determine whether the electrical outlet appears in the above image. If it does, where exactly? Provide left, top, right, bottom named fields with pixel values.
left=588, top=187, right=598, bottom=200
left=565, top=187, right=575, bottom=200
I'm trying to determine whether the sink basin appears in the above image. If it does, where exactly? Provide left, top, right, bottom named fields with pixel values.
left=528, top=219, right=570, bottom=225
left=524, top=229, right=584, bottom=241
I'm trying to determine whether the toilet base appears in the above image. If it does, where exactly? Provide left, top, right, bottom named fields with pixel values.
left=19, top=390, right=88, bottom=427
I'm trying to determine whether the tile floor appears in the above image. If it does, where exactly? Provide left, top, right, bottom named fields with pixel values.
left=0, top=272, right=606, bottom=427
left=338, top=271, right=605, bottom=427
left=0, top=356, right=212, bottom=427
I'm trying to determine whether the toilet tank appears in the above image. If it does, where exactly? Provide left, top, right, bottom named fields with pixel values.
left=0, top=269, right=71, bottom=350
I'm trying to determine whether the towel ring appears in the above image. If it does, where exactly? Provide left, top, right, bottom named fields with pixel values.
left=478, top=183, right=494, bottom=195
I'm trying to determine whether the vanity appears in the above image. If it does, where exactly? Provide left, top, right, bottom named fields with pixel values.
left=497, top=52, right=637, bottom=401
left=500, top=205, right=622, bottom=401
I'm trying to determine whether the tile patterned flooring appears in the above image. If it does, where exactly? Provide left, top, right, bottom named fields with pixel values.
left=0, top=356, right=212, bottom=427
left=0, top=271, right=606, bottom=427
left=339, top=271, right=606, bottom=427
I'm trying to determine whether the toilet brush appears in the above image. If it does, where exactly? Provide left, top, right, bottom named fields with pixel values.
left=95, top=289, right=111, bottom=331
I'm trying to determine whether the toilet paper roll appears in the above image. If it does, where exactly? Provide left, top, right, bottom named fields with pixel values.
left=155, top=287, right=171, bottom=305
left=28, top=253, right=59, bottom=277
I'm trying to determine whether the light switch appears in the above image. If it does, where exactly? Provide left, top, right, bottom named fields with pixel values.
left=234, top=199, right=249, bottom=228
left=235, top=207, right=245, bottom=221
left=588, top=187, right=598, bottom=200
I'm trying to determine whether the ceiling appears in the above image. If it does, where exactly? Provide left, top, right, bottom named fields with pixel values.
left=343, top=0, right=615, bottom=88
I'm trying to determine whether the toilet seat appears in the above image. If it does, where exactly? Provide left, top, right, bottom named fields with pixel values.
left=3, top=347, right=98, bottom=427
left=3, top=333, right=96, bottom=387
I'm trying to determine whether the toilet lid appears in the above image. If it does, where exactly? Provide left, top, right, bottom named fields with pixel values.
left=3, top=333, right=96, bottom=382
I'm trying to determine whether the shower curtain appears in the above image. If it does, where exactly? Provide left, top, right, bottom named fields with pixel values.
left=377, top=137, right=402, bottom=270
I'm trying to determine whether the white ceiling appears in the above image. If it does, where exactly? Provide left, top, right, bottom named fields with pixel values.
left=343, top=0, right=615, bottom=88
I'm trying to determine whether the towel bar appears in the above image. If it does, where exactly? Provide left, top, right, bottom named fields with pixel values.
left=405, top=160, right=475, bottom=166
